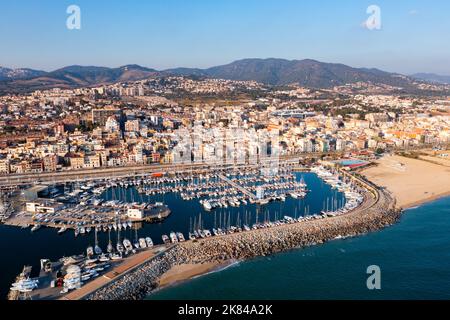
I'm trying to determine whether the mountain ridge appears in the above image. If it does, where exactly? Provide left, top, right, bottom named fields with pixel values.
left=0, top=58, right=444, bottom=94
left=0, top=67, right=47, bottom=81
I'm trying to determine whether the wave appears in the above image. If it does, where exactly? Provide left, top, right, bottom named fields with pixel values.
left=194, top=260, right=241, bottom=279
left=407, top=206, right=421, bottom=210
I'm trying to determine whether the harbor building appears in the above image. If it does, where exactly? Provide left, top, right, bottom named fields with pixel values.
left=126, top=203, right=171, bottom=221
left=26, top=200, right=64, bottom=214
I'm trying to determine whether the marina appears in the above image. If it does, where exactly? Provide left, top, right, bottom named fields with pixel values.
left=1, top=165, right=365, bottom=299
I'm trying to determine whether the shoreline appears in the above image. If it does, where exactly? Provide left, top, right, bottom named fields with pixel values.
left=402, top=191, right=450, bottom=210
left=153, top=260, right=240, bottom=295
left=86, top=172, right=401, bottom=300
left=361, top=154, right=450, bottom=210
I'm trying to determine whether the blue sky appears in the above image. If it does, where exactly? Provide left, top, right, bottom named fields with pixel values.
left=1, top=0, right=449, bottom=75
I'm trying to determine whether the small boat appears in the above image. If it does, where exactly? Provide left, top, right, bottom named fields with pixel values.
left=198, top=230, right=206, bottom=238
left=169, top=232, right=178, bottom=243
left=162, top=235, right=170, bottom=244
left=139, top=238, right=147, bottom=249
left=31, top=224, right=41, bottom=232
left=145, top=237, right=153, bottom=247
left=86, top=246, right=94, bottom=257
left=85, top=258, right=98, bottom=265
left=289, top=192, right=299, bottom=199
left=123, top=239, right=133, bottom=252
left=94, top=245, right=102, bottom=255
left=176, top=232, right=185, bottom=242
left=81, top=275, right=91, bottom=282
left=110, top=253, right=122, bottom=260
left=57, top=226, right=67, bottom=234
left=107, top=242, right=114, bottom=253
left=10, top=278, right=39, bottom=293
left=99, top=254, right=110, bottom=262
left=116, top=243, right=125, bottom=254
left=204, top=230, right=212, bottom=237
left=203, top=201, right=212, bottom=211
left=94, top=228, right=102, bottom=255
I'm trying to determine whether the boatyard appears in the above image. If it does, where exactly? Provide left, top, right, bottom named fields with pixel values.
left=3, top=162, right=388, bottom=300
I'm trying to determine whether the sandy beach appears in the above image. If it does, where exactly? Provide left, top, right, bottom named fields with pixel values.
left=361, top=154, right=450, bottom=209
left=158, top=262, right=222, bottom=288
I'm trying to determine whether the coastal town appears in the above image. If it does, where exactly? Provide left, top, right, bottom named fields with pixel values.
left=3, top=0, right=450, bottom=312
left=1, top=72, right=449, bottom=300
left=1, top=76, right=449, bottom=176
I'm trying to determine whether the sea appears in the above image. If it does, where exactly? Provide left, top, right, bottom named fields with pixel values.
left=148, top=197, right=450, bottom=300
left=1, top=172, right=449, bottom=300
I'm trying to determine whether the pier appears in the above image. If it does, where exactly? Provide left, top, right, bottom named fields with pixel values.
left=60, top=246, right=170, bottom=300
left=216, top=173, right=257, bottom=200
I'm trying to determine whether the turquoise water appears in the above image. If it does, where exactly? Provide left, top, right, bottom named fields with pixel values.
left=148, top=197, right=450, bottom=300
left=337, top=159, right=369, bottom=166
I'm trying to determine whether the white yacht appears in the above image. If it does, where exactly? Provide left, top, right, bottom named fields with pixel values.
left=169, top=232, right=178, bottom=243
left=110, top=253, right=122, bottom=260
left=162, top=234, right=170, bottom=244
left=86, top=246, right=94, bottom=257
left=203, top=201, right=212, bottom=211
left=57, top=226, right=67, bottom=234
left=145, top=237, right=154, bottom=248
left=139, top=238, right=147, bottom=248
left=116, top=243, right=125, bottom=254
left=123, top=239, right=133, bottom=252
left=98, top=254, right=110, bottom=262
left=10, top=279, right=39, bottom=293
left=176, top=232, right=185, bottom=242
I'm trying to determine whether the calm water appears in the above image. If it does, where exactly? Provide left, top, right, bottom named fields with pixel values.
left=148, top=197, right=450, bottom=300
left=0, top=173, right=343, bottom=299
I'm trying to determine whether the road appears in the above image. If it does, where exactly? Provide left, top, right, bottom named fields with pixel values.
left=0, top=155, right=308, bottom=187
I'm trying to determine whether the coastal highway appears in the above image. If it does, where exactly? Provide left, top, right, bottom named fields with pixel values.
left=0, top=154, right=311, bottom=187
left=0, top=145, right=439, bottom=188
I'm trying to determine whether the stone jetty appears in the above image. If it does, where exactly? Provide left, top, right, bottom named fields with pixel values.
left=87, top=177, right=400, bottom=300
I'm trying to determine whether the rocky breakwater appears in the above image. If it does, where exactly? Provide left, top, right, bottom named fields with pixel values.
left=173, top=189, right=400, bottom=265
left=87, top=185, right=400, bottom=300
left=87, top=248, right=182, bottom=300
